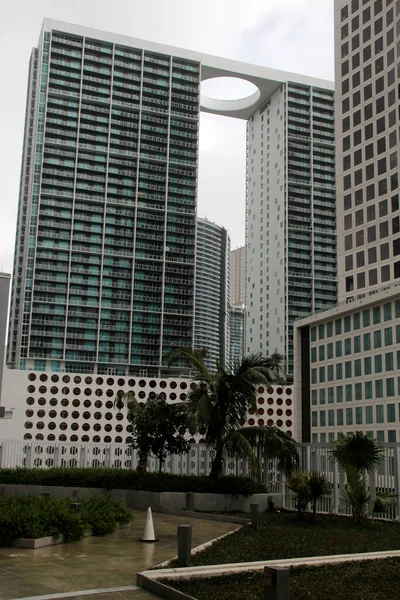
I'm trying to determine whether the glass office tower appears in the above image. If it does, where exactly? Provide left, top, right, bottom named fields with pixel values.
left=7, top=20, right=199, bottom=376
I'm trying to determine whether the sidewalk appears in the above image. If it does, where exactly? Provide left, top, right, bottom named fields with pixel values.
left=0, top=510, right=238, bottom=600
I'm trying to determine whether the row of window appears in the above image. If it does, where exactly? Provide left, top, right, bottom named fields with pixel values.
left=312, top=430, right=397, bottom=443
left=312, top=351, right=400, bottom=379
left=312, top=378, right=400, bottom=404
left=310, top=301, right=398, bottom=341
left=312, top=403, right=397, bottom=429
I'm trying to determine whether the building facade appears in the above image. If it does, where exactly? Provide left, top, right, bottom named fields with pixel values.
left=230, top=246, right=246, bottom=306
left=245, top=82, right=337, bottom=375
left=336, top=0, right=400, bottom=301
left=229, top=303, right=245, bottom=364
left=7, top=20, right=199, bottom=377
left=0, top=273, right=11, bottom=402
left=294, top=0, right=400, bottom=442
left=0, top=369, right=295, bottom=442
left=194, top=218, right=230, bottom=371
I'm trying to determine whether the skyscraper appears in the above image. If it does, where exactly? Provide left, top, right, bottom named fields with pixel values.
left=246, top=83, right=337, bottom=375
left=230, top=246, right=246, bottom=306
left=294, top=0, right=400, bottom=444
left=8, top=18, right=336, bottom=379
left=229, top=303, right=245, bottom=364
left=0, top=273, right=11, bottom=401
left=336, top=0, right=399, bottom=301
left=194, top=217, right=230, bottom=371
left=7, top=20, right=199, bottom=377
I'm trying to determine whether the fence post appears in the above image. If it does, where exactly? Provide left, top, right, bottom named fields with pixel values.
left=0, top=442, right=3, bottom=468
left=54, top=445, right=60, bottom=467
left=80, top=445, right=86, bottom=468
left=394, top=446, right=400, bottom=520
left=104, top=447, right=111, bottom=468
left=368, top=471, right=377, bottom=509
left=251, top=503, right=260, bottom=529
left=338, top=468, right=346, bottom=514
left=264, top=566, right=290, bottom=600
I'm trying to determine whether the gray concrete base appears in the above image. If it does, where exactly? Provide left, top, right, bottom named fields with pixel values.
left=0, top=483, right=282, bottom=513
left=11, top=522, right=131, bottom=549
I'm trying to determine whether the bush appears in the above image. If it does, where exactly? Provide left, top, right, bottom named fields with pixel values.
left=0, top=468, right=266, bottom=496
left=0, top=495, right=131, bottom=544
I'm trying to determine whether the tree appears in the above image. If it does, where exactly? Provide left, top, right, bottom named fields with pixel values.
left=331, top=432, right=383, bottom=524
left=168, top=348, right=298, bottom=479
left=115, top=392, right=189, bottom=473
left=287, top=471, right=331, bottom=518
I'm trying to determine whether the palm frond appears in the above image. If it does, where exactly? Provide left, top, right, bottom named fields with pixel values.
left=331, top=431, right=383, bottom=474
left=241, top=426, right=299, bottom=475
left=167, top=347, right=214, bottom=387
left=224, top=430, right=261, bottom=481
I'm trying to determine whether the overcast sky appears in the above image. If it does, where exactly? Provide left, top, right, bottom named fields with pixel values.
left=0, top=0, right=334, bottom=273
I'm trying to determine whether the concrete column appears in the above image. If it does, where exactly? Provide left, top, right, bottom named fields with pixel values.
left=177, top=525, right=192, bottom=567
left=250, top=502, right=260, bottom=529
left=264, top=566, right=290, bottom=600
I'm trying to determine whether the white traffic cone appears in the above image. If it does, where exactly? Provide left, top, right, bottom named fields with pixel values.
left=140, top=507, right=158, bottom=542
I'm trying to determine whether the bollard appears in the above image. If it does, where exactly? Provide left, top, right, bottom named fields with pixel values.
left=264, top=566, right=290, bottom=600
left=250, top=502, right=260, bottom=529
left=268, top=496, right=274, bottom=512
left=177, top=524, right=192, bottom=567
left=41, top=492, right=51, bottom=498
left=71, top=502, right=82, bottom=513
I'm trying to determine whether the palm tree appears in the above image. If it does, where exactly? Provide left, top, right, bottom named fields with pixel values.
left=114, top=391, right=148, bottom=471
left=307, top=471, right=331, bottom=517
left=287, top=471, right=331, bottom=518
left=331, top=432, right=383, bottom=524
left=168, top=348, right=298, bottom=479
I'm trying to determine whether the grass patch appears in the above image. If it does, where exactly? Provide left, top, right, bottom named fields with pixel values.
left=0, top=495, right=131, bottom=544
left=168, top=511, right=400, bottom=567
left=0, top=468, right=265, bottom=495
left=167, top=558, right=400, bottom=599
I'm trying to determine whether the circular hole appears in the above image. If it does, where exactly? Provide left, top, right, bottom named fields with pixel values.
left=60, top=410, right=68, bottom=419
left=104, top=436, right=112, bottom=443
left=170, top=381, right=177, bottom=389
left=170, top=393, right=177, bottom=400
left=37, top=409, right=45, bottom=418
left=50, top=398, right=57, bottom=406
left=180, top=382, right=187, bottom=390
left=267, top=398, right=274, bottom=405
left=277, top=409, right=283, bottom=416
left=286, top=420, right=293, bottom=427
left=73, top=376, right=82, bottom=383
left=248, top=408, right=255, bottom=415
left=267, top=408, right=274, bottom=416
left=72, top=399, right=80, bottom=407
left=94, top=423, right=101, bottom=431
left=286, top=389, right=292, bottom=395
left=39, top=386, right=47, bottom=394
left=48, top=422, right=56, bottom=430
left=73, top=388, right=81, bottom=395
left=62, top=375, right=70, bottom=383
left=71, top=423, right=79, bottom=431
left=106, top=389, right=113, bottom=397
left=115, top=436, right=122, bottom=443
left=27, top=385, right=35, bottom=393
left=59, top=434, right=67, bottom=441
left=277, top=398, right=283, bottom=405
left=139, top=379, right=146, bottom=387
left=39, top=374, right=48, bottom=382
left=258, top=386, right=264, bottom=394
left=258, top=418, right=265, bottom=426
left=85, top=376, right=93, bottom=384
left=105, top=424, right=112, bottom=432
left=62, top=387, right=70, bottom=395
left=83, top=400, right=91, bottom=408
left=107, top=378, right=114, bottom=386
left=24, top=433, right=32, bottom=440
left=83, top=411, right=91, bottom=420
left=36, top=422, right=45, bottom=430
left=60, top=423, right=68, bottom=431
left=84, top=388, right=92, bottom=396
left=106, top=400, right=113, bottom=409
left=116, top=412, right=124, bottom=421
left=118, top=378, right=124, bottom=386
left=82, top=435, right=89, bottom=442
left=267, top=419, right=274, bottom=426
left=286, top=409, right=292, bottom=416
left=61, top=399, right=69, bottom=407
left=38, top=398, right=46, bottom=406
left=138, top=391, right=146, bottom=399
left=27, top=397, right=35, bottom=405
left=276, top=419, right=283, bottom=427
left=190, top=382, right=197, bottom=390
left=257, top=408, right=264, bottom=415
left=72, top=411, right=79, bottom=419
left=248, top=418, right=255, bottom=426
left=276, top=387, right=283, bottom=395
left=47, top=435, right=55, bottom=442
left=286, top=399, right=292, bottom=406
left=28, top=374, right=36, bottom=381
left=51, top=375, right=59, bottom=382
left=25, top=410, right=34, bottom=417
left=82, top=423, right=90, bottom=431
left=258, top=397, right=264, bottom=405
left=49, top=410, right=57, bottom=418
left=128, top=379, right=135, bottom=387
left=96, top=377, right=104, bottom=385
left=95, top=389, right=103, bottom=397
left=149, top=380, right=156, bottom=388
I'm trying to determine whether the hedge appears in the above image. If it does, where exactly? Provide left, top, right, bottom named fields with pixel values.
left=0, top=495, right=131, bottom=543
left=0, top=468, right=266, bottom=496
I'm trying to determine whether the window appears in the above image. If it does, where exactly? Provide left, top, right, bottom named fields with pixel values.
left=368, top=247, right=377, bottom=264
left=319, top=366, right=325, bottom=383
left=337, top=386, right=343, bottom=403
left=376, top=405, right=384, bottom=423
left=319, top=410, right=326, bottom=428
left=375, top=379, right=384, bottom=398
left=367, top=226, right=376, bottom=242
left=364, top=356, right=372, bottom=374
left=335, top=319, right=342, bottom=335
left=311, top=347, right=317, bottom=363
left=345, top=361, right=352, bottom=378
left=345, top=384, right=352, bottom=402
left=312, top=411, right=318, bottom=427
left=327, top=322, right=333, bottom=337
left=346, top=408, right=353, bottom=425
left=374, top=330, right=382, bottom=348
left=380, top=222, right=389, bottom=239
left=318, top=324, right=325, bottom=340
left=344, top=316, right=351, bottom=332
left=319, top=345, right=325, bottom=361
left=336, top=363, right=343, bottom=380
left=384, top=327, right=393, bottom=346
left=311, top=327, right=317, bottom=342
left=364, top=332, right=371, bottom=351
left=328, top=410, right=335, bottom=426
left=328, top=387, right=334, bottom=404
left=320, top=389, right=326, bottom=405
left=354, top=336, right=361, bottom=353
left=356, top=407, right=363, bottom=424
left=369, top=269, right=378, bottom=285
left=355, top=382, right=362, bottom=400
left=345, top=338, right=352, bottom=355
left=382, top=264, right=390, bottom=282
left=387, top=403, right=396, bottom=422
left=374, top=354, right=383, bottom=373
left=387, top=378, right=395, bottom=396
left=337, top=409, right=344, bottom=426
left=385, top=352, right=394, bottom=371
left=311, top=369, right=317, bottom=384
left=381, top=242, right=389, bottom=259
left=365, top=406, right=373, bottom=424
left=327, top=343, right=334, bottom=359
left=384, top=303, right=392, bottom=321
left=312, top=390, right=317, bottom=406
left=336, top=340, right=343, bottom=357
left=327, top=365, right=334, bottom=381
left=395, top=300, right=400, bottom=318
left=373, top=306, right=381, bottom=324
left=363, top=310, right=370, bottom=326
left=367, top=205, right=376, bottom=222
left=365, top=382, right=373, bottom=400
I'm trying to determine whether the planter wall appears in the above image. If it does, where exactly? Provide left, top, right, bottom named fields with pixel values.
left=0, top=484, right=283, bottom=513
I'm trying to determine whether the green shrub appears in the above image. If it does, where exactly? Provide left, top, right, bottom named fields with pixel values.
left=0, top=468, right=266, bottom=496
left=0, top=494, right=131, bottom=544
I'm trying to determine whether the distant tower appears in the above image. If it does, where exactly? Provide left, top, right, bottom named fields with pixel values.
left=0, top=273, right=11, bottom=401
left=229, top=303, right=245, bottom=364
left=230, top=246, right=246, bottom=305
left=195, top=218, right=230, bottom=371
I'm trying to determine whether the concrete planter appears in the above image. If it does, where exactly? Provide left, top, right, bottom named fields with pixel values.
left=0, top=484, right=282, bottom=513
left=11, top=522, right=131, bottom=549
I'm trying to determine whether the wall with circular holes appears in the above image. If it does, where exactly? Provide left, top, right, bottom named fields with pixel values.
left=0, top=370, right=295, bottom=442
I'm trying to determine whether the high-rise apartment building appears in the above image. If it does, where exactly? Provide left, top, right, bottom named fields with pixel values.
left=7, top=20, right=199, bottom=377
left=294, top=0, right=400, bottom=444
left=194, top=218, right=230, bottom=371
left=229, top=303, right=245, bottom=364
left=230, top=246, right=246, bottom=306
left=246, top=83, right=337, bottom=375
left=0, top=273, right=11, bottom=401
left=8, top=18, right=336, bottom=378
left=336, top=0, right=399, bottom=301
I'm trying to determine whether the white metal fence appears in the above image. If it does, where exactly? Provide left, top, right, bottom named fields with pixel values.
left=1, top=440, right=399, bottom=519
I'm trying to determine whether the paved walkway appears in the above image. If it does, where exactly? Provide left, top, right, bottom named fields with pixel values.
left=0, top=511, right=239, bottom=600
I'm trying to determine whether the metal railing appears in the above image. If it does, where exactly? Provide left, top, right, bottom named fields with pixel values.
left=0, top=440, right=399, bottom=518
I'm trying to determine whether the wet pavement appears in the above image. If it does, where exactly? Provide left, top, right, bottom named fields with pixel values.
left=0, top=511, right=238, bottom=600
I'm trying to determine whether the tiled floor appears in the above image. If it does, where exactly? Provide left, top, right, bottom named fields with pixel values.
left=0, top=511, right=238, bottom=600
